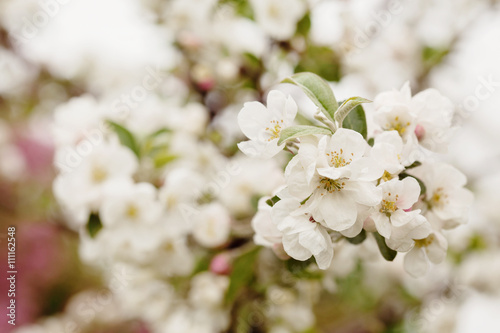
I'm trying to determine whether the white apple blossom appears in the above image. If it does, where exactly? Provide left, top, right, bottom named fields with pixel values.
left=238, top=90, right=298, bottom=159
left=53, top=142, right=138, bottom=226
left=100, top=181, right=163, bottom=228
left=285, top=130, right=381, bottom=232
left=252, top=196, right=283, bottom=247
left=188, top=272, right=229, bottom=309
left=249, top=0, right=306, bottom=40
left=272, top=195, right=334, bottom=269
left=373, top=82, right=455, bottom=153
left=52, top=95, right=107, bottom=148
left=403, top=231, right=448, bottom=278
left=369, top=130, right=407, bottom=180
left=192, top=203, right=232, bottom=248
left=409, top=162, right=474, bottom=229
left=385, top=214, right=432, bottom=252
left=371, top=177, right=423, bottom=238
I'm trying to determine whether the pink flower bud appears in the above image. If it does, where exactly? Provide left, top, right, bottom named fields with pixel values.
left=210, top=253, right=232, bottom=275
left=415, top=124, right=425, bottom=141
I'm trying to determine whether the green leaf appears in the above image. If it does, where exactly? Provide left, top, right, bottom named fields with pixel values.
left=153, top=153, right=178, bottom=169
left=191, top=255, right=212, bottom=276
left=296, top=13, right=311, bottom=36
left=282, top=72, right=338, bottom=121
left=341, top=104, right=368, bottom=139
left=86, top=213, right=102, bottom=238
left=373, top=232, right=397, bottom=261
left=278, top=125, right=333, bottom=145
left=399, top=173, right=427, bottom=196
left=225, top=246, right=261, bottom=303
left=148, top=127, right=171, bottom=138
left=266, top=195, right=281, bottom=207
left=294, top=46, right=341, bottom=82
left=285, top=257, right=322, bottom=279
left=335, top=97, right=371, bottom=126
left=107, top=121, right=140, bottom=157
left=422, top=46, right=449, bottom=68
left=404, top=161, right=422, bottom=170
left=345, top=229, right=367, bottom=245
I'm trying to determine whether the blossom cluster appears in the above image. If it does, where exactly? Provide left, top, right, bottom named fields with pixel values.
left=245, top=73, right=473, bottom=277
left=3, top=0, right=496, bottom=331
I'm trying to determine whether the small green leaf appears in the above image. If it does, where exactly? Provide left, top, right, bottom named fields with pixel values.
left=341, top=104, right=368, bottom=139
left=225, top=246, right=261, bottom=303
left=148, top=127, right=171, bottom=138
left=345, top=229, right=367, bottom=245
left=294, top=46, right=341, bottom=82
left=404, top=161, right=422, bottom=170
left=282, top=72, right=338, bottom=121
left=399, top=173, right=427, bottom=196
left=335, top=97, right=371, bottom=126
left=285, top=258, right=322, bottom=279
left=266, top=195, right=281, bottom=207
left=296, top=13, right=311, bottom=36
left=373, top=232, right=397, bottom=261
left=107, top=121, right=140, bottom=157
left=278, top=125, right=333, bottom=145
left=87, top=213, right=102, bottom=238
left=153, top=153, right=178, bottom=168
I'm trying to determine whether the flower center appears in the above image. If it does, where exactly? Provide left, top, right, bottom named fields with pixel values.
left=430, top=187, right=448, bottom=207
left=92, top=166, right=108, bottom=184
left=318, top=177, right=345, bottom=193
left=386, top=116, right=411, bottom=136
left=265, top=119, right=283, bottom=141
left=326, top=149, right=353, bottom=168
left=414, top=234, right=435, bottom=248
left=381, top=171, right=394, bottom=182
left=268, top=4, right=281, bottom=18
left=379, top=193, right=399, bottom=217
left=126, top=204, right=138, bottom=219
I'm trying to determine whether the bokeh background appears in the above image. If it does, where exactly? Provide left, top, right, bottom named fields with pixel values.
left=1, top=0, right=500, bottom=332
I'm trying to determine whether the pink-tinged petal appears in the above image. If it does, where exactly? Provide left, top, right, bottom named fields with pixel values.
left=397, top=177, right=421, bottom=209
left=404, top=247, right=429, bottom=278
left=319, top=193, right=357, bottom=231
left=238, top=101, right=270, bottom=140
left=282, top=233, right=312, bottom=261
left=371, top=212, right=391, bottom=239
